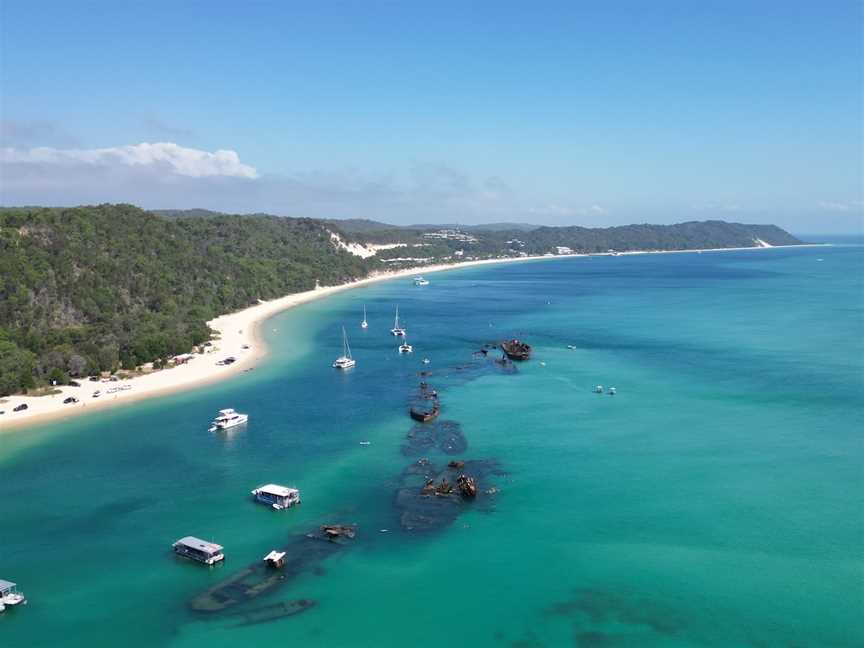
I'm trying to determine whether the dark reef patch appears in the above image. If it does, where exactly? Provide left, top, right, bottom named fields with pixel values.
left=401, top=419, right=468, bottom=456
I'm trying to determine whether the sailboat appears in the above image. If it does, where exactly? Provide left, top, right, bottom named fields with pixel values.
left=332, top=326, right=356, bottom=369
left=398, top=336, right=413, bottom=354
left=390, top=306, right=406, bottom=337
left=361, top=305, right=368, bottom=329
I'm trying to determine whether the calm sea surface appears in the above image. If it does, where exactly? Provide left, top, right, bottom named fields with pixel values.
left=1, top=245, right=862, bottom=647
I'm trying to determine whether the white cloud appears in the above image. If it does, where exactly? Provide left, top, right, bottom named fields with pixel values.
left=818, top=200, right=863, bottom=212
left=1, top=142, right=258, bottom=179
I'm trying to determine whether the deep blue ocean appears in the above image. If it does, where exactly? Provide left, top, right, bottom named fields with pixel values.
left=1, top=243, right=862, bottom=647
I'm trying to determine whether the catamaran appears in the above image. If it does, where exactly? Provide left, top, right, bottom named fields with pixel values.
left=209, top=408, right=249, bottom=432
left=399, top=337, right=413, bottom=354
left=333, top=326, right=356, bottom=369
left=390, top=306, right=406, bottom=337
left=361, top=305, right=368, bottom=329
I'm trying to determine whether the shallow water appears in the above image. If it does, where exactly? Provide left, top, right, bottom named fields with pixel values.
left=1, top=246, right=862, bottom=647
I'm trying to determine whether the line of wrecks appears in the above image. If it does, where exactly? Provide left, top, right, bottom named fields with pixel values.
left=167, top=337, right=526, bottom=628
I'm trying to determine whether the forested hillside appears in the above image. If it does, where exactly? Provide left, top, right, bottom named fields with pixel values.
left=0, top=204, right=802, bottom=395
left=0, top=204, right=371, bottom=394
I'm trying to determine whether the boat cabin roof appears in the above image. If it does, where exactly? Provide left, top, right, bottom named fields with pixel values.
left=256, top=483, right=298, bottom=497
left=175, top=536, right=223, bottom=553
left=217, top=409, right=237, bottom=416
left=0, top=579, right=18, bottom=591
left=264, top=550, right=286, bottom=561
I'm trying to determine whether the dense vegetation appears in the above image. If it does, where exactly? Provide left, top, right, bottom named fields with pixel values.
left=0, top=204, right=801, bottom=395
left=0, top=204, right=371, bottom=394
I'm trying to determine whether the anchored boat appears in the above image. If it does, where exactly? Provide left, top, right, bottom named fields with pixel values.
left=0, top=580, right=26, bottom=610
left=172, top=536, right=225, bottom=565
left=332, top=326, right=356, bottom=369
left=390, top=306, right=406, bottom=337
left=251, top=484, right=301, bottom=510
left=209, top=408, right=248, bottom=432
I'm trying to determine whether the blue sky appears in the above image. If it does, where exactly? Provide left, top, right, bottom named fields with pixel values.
left=1, top=1, right=861, bottom=233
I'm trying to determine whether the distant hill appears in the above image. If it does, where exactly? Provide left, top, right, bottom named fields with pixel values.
left=0, top=204, right=802, bottom=395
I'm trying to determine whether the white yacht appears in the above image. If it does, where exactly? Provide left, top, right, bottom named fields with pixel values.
left=413, top=276, right=430, bottom=286
left=209, top=408, right=249, bottom=432
left=390, top=306, right=406, bottom=337
left=607, top=387, right=617, bottom=395
left=0, top=580, right=25, bottom=608
left=593, top=385, right=604, bottom=393
left=398, top=339, right=413, bottom=354
left=333, top=326, right=356, bottom=369
left=361, top=305, right=368, bottom=329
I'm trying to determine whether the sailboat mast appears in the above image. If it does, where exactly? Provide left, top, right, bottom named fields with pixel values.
left=343, top=326, right=352, bottom=359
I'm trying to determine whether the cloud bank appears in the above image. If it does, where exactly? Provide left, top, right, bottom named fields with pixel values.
left=1, top=142, right=258, bottom=179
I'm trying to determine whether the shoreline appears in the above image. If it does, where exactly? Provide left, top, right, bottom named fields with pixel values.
left=0, top=243, right=824, bottom=433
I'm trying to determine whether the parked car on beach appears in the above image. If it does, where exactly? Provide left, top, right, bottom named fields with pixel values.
left=13, top=404, right=28, bottom=412
left=63, top=396, right=79, bottom=404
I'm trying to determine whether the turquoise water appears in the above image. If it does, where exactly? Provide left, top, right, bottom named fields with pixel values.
left=1, top=245, right=862, bottom=647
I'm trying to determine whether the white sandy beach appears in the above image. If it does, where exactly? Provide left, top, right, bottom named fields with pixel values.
left=0, top=244, right=817, bottom=432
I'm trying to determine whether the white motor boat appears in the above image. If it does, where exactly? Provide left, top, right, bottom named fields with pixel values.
left=413, top=276, right=430, bottom=286
left=390, top=306, right=406, bottom=337
left=209, top=408, right=249, bottom=432
left=333, top=326, right=356, bottom=369
left=593, top=385, right=604, bottom=393
left=608, top=387, right=617, bottom=395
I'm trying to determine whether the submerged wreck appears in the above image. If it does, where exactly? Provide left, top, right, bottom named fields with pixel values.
left=225, top=599, right=316, bottom=627
left=189, top=525, right=356, bottom=613
left=501, top=339, right=532, bottom=361
left=394, top=459, right=502, bottom=532
left=409, top=381, right=441, bottom=422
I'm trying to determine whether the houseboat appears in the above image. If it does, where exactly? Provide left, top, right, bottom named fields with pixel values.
left=0, top=580, right=26, bottom=609
left=251, top=484, right=301, bottom=510
left=172, top=537, right=225, bottom=565
left=208, top=408, right=248, bottom=432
